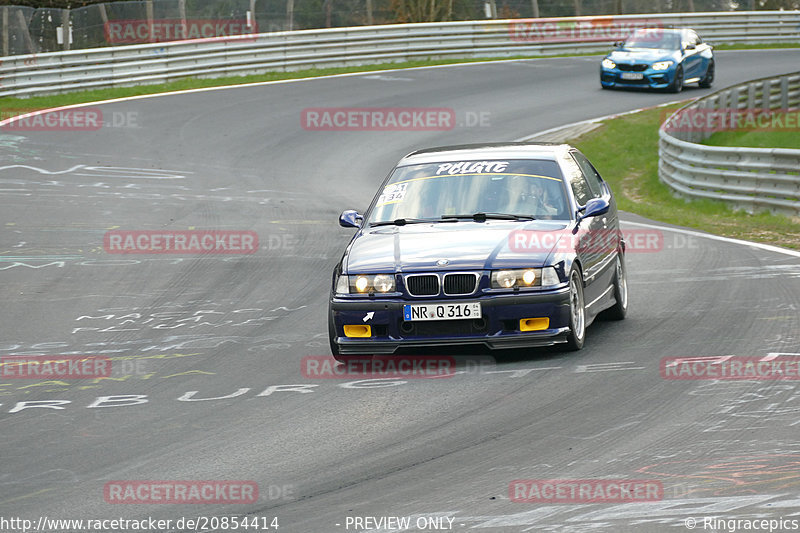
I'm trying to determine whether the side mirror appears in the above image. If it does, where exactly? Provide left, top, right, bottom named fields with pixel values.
left=339, top=210, right=363, bottom=228
left=578, top=197, right=609, bottom=222
left=684, top=43, right=696, bottom=50
left=614, top=40, right=624, bottom=48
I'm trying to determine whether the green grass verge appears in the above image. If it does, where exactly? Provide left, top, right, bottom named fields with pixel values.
left=702, top=110, right=800, bottom=149
left=570, top=104, right=800, bottom=250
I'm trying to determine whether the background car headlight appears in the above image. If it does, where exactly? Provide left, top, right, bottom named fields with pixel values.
left=601, top=58, right=616, bottom=69
left=345, top=274, right=396, bottom=294
left=652, top=61, right=673, bottom=71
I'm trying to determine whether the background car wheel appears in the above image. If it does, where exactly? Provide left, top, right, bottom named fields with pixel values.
left=699, top=60, right=714, bottom=88
left=602, top=254, right=628, bottom=320
left=668, top=65, right=684, bottom=93
left=564, top=268, right=586, bottom=351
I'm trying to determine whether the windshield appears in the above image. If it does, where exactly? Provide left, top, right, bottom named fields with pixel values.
left=624, top=29, right=681, bottom=50
left=367, top=158, right=570, bottom=224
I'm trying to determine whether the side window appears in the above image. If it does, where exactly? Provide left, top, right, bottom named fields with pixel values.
left=570, top=151, right=604, bottom=198
left=561, top=155, right=593, bottom=207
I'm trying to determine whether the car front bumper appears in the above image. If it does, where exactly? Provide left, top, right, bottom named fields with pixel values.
left=600, top=67, right=676, bottom=89
left=330, top=287, right=571, bottom=355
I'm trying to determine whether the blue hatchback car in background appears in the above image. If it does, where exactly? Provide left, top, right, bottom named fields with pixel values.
left=328, top=143, right=628, bottom=361
left=600, top=27, right=714, bottom=92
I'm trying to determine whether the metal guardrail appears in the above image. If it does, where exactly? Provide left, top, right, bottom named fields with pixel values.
left=0, top=11, right=799, bottom=98
left=659, top=72, right=800, bottom=216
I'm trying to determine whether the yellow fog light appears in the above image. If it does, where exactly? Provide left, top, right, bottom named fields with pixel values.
left=520, top=318, right=549, bottom=332
left=344, top=324, right=372, bottom=338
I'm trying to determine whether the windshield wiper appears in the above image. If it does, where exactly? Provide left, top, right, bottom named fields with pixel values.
left=441, top=212, right=535, bottom=222
left=370, top=218, right=456, bottom=227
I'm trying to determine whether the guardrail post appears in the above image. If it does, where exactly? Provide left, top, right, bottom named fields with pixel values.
left=780, top=77, right=789, bottom=109
left=2, top=8, right=8, bottom=57
left=761, top=79, right=771, bottom=109
left=146, top=0, right=154, bottom=43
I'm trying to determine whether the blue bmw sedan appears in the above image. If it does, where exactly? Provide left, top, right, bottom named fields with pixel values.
left=328, top=143, right=628, bottom=360
left=600, top=28, right=714, bottom=92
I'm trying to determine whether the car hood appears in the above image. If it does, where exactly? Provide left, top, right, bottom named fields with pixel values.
left=607, top=48, right=678, bottom=64
left=344, top=220, right=572, bottom=273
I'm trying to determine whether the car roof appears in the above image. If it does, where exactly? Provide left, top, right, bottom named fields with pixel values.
left=397, top=142, right=573, bottom=166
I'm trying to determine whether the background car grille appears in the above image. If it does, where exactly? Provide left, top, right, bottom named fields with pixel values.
left=443, top=273, right=477, bottom=295
left=406, top=275, right=439, bottom=296
left=617, top=64, right=648, bottom=72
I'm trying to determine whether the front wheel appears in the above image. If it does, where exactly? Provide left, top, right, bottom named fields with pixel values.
left=699, top=60, right=714, bottom=88
left=668, top=65, right=684, bottom=93
left=564, top=268, right=586, bottom=351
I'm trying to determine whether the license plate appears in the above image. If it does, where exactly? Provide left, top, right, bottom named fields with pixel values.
left=621, top=72, right=644, bottom=80
left=403, top=302, right=481, bottom=321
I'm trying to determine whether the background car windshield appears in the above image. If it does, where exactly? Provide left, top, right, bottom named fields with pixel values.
left=625, top=29, right=680, bottom=50
left=368, top=159, right=570, bottom=222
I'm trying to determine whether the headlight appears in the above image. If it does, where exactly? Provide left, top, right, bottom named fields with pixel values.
left=491, top=267, right=562, bottom=289
left=652, top=61, right=673, bottom=71
left=601, top=58, right=616, bottom=69
left=493, top=270, right=517, bottom=288
left=372, top=274, right=394, bottom=293
left=345, top=274, right=396, bottom=294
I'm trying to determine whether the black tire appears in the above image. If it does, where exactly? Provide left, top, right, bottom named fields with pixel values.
left=698, top=60, right=714, bottom=88
left=668, top=65, right=684, bottom=93
left=564, top=268, right=586, bottom=351
left=602, top=254, right=628, bottom=321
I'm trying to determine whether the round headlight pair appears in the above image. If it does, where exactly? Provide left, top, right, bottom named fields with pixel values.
left=353, top=274, right=394, bottom=293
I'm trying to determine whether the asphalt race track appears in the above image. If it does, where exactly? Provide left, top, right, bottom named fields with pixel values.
left=1, top=49, right=800, bottom=532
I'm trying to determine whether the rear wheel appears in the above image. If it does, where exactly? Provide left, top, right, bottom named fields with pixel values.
left=668, top=65, right=684, bottom=93
left=699, top=60, right=714, bottom=88
left=602, top=254, right=628, bottom=320
left=564, top=268, right=586, bottom=351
